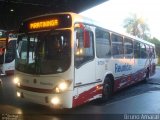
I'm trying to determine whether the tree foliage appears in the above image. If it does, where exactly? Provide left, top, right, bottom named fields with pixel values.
left=123, top=13, right=150, bottom=39
left=123, top=13, right=160, bottom=64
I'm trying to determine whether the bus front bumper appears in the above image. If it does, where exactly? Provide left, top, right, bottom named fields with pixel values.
left=16, top=88, right=73, bottom=109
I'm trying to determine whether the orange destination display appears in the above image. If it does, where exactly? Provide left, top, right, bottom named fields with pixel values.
left=19, top=14, right=72, bottom=33
left=29, top=19, right=59, bottom=30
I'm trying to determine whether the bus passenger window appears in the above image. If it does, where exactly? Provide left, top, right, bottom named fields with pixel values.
left=124, top=38, right=133, bottom=58
left=140, top=43, right=147, bottom=58
left=75, top=28, right=94, bottom=68
left=134, top=41, right=140, bottom=58
left=146, top=45, right=151, bottom=58
left=96, top=28, right=111, bottom=58
left=111, top=34, right=123, bottom=58
left=150, top=46, right=155, bottom=58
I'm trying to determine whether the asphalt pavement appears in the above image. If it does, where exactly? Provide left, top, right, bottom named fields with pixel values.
left=148, top=66, right=160, bottom=85
left=0, top=67, right=160, bottom=120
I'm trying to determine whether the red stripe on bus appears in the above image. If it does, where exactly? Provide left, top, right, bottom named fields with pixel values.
left=72, top=84, right=102, bottom=107
left=114, top=68, right=147, bottom=91
left=72, top=66, right=154, bottom=107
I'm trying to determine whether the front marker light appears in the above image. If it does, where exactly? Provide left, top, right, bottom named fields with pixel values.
left=55, top=82, right=68, bottom=93
left=55, top=87, right=60, bottom=93
left=58, top=82, right=68, bottom=91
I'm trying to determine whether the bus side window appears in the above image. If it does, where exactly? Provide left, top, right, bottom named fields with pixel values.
left=75, top=28, right=94, bottom=68
left=124, top=38, right=133, bottom=58
left=134, top=41, right=140, bottom=58
left=151, top=46, right=155, bottom=58
left=95, top=28, right=111, bottom=58
left=111, top=34, right=123, bottom=58
left=146, top=44, right=151, bottom=58
left=140, top=43, right=147, bottom=58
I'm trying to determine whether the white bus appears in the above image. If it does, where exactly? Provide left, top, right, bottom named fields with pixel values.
left=14, top=12, right=156, bottom=108
left=0, top=30, right=17, bottom=75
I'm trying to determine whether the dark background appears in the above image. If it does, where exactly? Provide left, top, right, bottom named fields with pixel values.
left=0, top=0, right=108, bottom=30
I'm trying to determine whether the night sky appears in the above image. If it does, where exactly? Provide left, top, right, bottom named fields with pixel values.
left=0, top=0, right=107, bottom=30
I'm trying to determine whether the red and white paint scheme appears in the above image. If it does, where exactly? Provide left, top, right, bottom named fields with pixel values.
left=14, top=12, right=157, bottom=109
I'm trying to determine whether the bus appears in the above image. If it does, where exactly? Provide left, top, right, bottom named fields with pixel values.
left=0, top=30, right=17, bottom=75
left=14, top=12, right=156, bottom=108
left=0, top=30, right=7, bottom=68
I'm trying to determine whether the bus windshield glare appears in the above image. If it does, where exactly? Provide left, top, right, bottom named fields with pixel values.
left=16, top=30, right=71, bottom=74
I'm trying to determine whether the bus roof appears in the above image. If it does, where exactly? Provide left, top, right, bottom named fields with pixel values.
left=21, top=12, right=155, bottom=47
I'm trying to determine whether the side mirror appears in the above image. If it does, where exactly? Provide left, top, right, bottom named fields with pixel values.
left=83, top=30, right=90, bottom=48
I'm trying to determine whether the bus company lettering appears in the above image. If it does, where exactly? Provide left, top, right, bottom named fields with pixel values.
left=115, top=63, right=132, bottom=73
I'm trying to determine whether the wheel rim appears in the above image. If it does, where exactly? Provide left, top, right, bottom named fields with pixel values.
left=103, top=80, right=112, bottom=100
left=103, top=83, right=109, bottom=96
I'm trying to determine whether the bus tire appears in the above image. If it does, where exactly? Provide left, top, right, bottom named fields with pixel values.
left=101, top=76, right=113, bottom=102
left=144, top=68, right=150, bottom=82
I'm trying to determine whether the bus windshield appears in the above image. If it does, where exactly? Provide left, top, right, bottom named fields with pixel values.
left=16, top=30, right=71, bottom=75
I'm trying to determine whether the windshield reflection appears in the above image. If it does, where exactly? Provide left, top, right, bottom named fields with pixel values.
left=16, top=30, right=71, bottom=75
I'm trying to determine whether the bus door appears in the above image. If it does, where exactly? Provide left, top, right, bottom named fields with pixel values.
left=74, top=25, right=96, bottom=96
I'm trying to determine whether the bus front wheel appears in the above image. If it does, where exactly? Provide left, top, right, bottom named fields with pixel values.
left=101, top=77, right=113, bottom=102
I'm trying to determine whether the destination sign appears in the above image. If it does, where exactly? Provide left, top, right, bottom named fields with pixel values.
left=29, top=19, right=59, bottom=30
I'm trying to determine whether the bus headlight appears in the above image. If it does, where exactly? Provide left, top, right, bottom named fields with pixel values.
left=54, top=80, right=71, bottom=93
left=16, top=92, right=21, bottom=97
left=13, top=77, right=21, bottom=87
left=51, top=97, right=60, bottom=105
left=58, top=82, right=68, bottom=90
left=17, top=82, right=21, bottom=87
left=13, top=77, right=20, bottom=84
